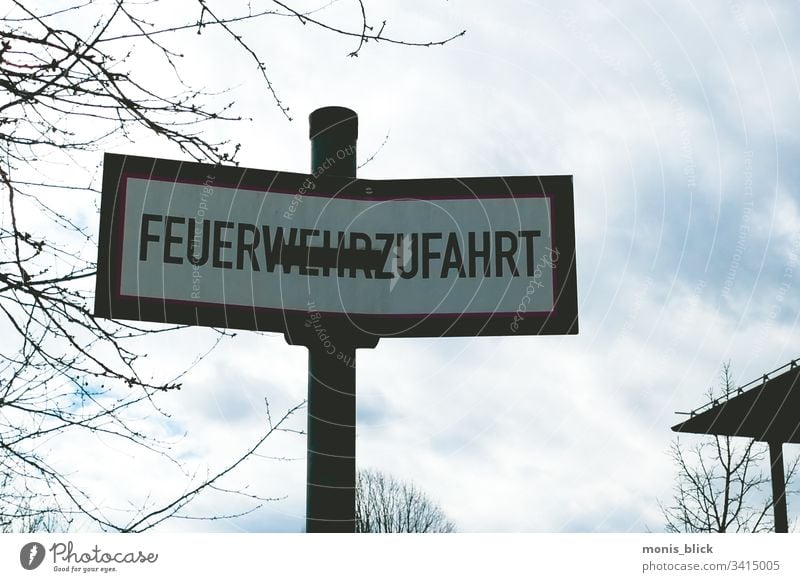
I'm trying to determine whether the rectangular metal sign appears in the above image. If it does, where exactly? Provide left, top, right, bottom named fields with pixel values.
left=95, top=153, right=578, bottom=337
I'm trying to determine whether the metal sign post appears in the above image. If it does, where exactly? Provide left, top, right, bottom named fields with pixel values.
left=769, top=441, right=789, bottom=534
left=296, top=107, right=377, bottom=532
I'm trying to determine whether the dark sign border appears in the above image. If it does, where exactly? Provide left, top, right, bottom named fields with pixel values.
left=96, top=153, right=578, bottom=338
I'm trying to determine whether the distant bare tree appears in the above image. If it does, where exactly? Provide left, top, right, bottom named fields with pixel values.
left=0, top=471, right=60, bottom=532
left=661, top=363, right=799, bottom=532
left=356, top=468, right=455, bottom=533
left=0, top=0, right=462, bottom=531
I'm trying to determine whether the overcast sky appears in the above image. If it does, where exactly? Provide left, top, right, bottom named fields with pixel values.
left=30, top=0, right=800, bottom=532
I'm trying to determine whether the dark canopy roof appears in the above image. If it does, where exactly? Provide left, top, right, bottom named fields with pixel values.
left=672, top=362, right=800, bottom=443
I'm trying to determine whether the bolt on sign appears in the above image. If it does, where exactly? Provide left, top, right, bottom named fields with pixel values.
left=95, top=153, right=578, bottom=338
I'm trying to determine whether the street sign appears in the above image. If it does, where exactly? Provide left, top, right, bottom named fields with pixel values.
left=96, top=153, right=578, bottom=338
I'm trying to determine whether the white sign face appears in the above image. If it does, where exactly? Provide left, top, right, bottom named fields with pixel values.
left=122, top=178, right=556, bottom=316
left=96, top=154, right=577, bottom=337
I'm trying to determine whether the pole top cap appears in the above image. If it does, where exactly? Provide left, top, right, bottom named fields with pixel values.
left=309, top=106, right=358, bottom=141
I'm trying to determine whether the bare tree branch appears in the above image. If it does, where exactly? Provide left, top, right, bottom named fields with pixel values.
left=355, top=468, right=455, bottom=533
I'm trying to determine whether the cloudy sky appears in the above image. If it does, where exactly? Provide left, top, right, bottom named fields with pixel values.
left=20, top=0, right=800, bottom=532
